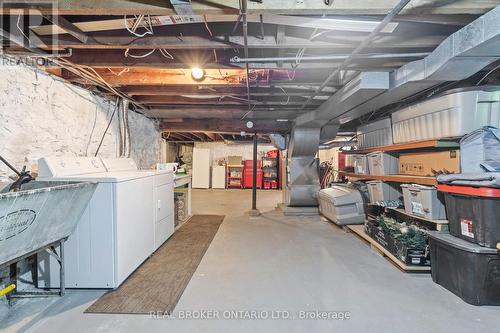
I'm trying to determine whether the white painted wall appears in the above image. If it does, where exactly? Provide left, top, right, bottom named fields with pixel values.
left=194, top=142, right=276, bottom=164
left=0, top=61, right=161, bottom=302
left=0, top=62, right=161, bottom=178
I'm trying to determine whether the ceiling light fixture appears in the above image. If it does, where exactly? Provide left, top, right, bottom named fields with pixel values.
left=191, top=67, right=205, bottom=81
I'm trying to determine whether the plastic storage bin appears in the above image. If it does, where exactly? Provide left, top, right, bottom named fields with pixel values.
left=318, top=185, right=366, bottom=225
left=401, top=184, right=446, bottom=220
left=391, top=87, right=500, bottom=144
left=438, top=184, right=500, bottom=248
left=428, top=231, right=500, bottom=306
left=367, top=152, right=398, bottom=175
left=460, top=126, right=500, bottom=173
left=357, top=118, right=393, bottom=149
left=352, top=154, right=369, bottom=175
left=366, top=180, right=401, bottom=204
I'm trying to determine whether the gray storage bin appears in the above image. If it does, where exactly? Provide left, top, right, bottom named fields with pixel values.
left=367, top=152, right=399, bottom=175
left=366, top=180, right=402, bottom=204
left=460, top=126, right=500, bottom=173
left=357, top=118, right=393, bottom=149
left=392, top=87, right=500, bottom=144
left=318, top=185, right=365, bottom=225
left=352, top=154, right=369, bottom=175
left=401, top=184, right=446, bottom=220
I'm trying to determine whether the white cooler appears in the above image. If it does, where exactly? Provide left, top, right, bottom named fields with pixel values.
left=318, top=185, right=366, bottom=225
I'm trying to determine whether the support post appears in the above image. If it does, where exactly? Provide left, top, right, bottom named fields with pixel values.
left=252, top=133, right=257, bottom=210
left=59, top=239, right=65, bottom=296
left=248, top=133, right=260, bottom=216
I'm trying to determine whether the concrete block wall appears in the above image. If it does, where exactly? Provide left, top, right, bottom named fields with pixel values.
left=0, top=61, right=161, bottom=178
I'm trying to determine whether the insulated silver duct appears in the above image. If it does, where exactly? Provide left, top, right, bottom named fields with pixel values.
left=285, top=72, right=390, bottom=206
left=286, top=5, right=500, bottom=207
left=333, top=5, right=500, bottom=125
left=285, top=127, right=321, bottom=206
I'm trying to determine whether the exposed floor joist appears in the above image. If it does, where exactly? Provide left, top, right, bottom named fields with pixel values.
left=160, top=118, right=291, bottom=133
left=1, top=0, right=498, bottom=15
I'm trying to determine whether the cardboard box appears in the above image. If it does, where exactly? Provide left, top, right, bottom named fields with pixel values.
left=227, top=155, right=242, bottom=166
left=399, top=150, right=460, bottom=176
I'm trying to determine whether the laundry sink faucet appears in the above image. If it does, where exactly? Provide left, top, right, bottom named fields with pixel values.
left=0, top=155, right=34, bottom=192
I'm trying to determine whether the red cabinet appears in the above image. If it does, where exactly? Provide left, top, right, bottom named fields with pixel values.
left=242, top=160, right=262, bottom=189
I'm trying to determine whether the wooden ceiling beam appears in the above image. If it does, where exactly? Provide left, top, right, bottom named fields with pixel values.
left=43, top=15, right=90, bottom=43
left=55, top=67, right=251, bottom=86
left=164, top=132, right=185, bottom=141
left=47, top=49, right=408, bottom=70
left=190, top=132, right=207, bottom=141
left=31, top=14, right=399, bottom=36
left=204, top=132, right=217, bottom=141
left=134, top=95, right=323, bottom=106
left=160, top=118, right=291, bottom=133
left=120, top=85, right=333, bottom=97
left=1, top=1, right=495, bottom=15
left=51, top=67, right=338, bottom=87
left=173, top=132, right=196, bottom=141
left=38, top=35, right=368, bottom=50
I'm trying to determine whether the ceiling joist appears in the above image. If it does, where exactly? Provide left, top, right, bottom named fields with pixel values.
left=1, top=0, right=497, bottom=15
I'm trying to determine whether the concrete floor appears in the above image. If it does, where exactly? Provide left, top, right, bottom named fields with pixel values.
left=2, top=189, right=500, bottom=332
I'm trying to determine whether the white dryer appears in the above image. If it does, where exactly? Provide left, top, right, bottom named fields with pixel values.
left=100, top=158, right=175, bottom=251
left=37, top=157, right=155, bottom=289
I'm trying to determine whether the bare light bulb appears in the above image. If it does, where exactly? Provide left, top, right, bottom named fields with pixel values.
left=191, top=67, right=205, bottom=81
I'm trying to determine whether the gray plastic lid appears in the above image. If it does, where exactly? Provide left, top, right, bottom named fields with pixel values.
left=428, top=231, right=499, bottom=254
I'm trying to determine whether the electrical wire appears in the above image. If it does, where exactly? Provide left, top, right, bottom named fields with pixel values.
left=16, top=15, right=30, bottom=40
left=279, top=87, right=290, bottom=105
left=124, top=48, right=156, bottom=58
left=240, top=103, right=257, bottom=120
left=95, top=98, right=119, bottom=157
left=51, top=57, right=146, bottom=111
left=203, top=15, right=214, bottom=37
left=476, top=63, right=500, bottom=86
left=85, top=104, right=99, bottom=156
left=123, top=14, right=175, bottom=61
left=159, top=49, right=174, bottom=59
left=202, top=15, right=230, bottom=81
left=123, top=15, right=154, bottom=38
left=286, top=18, right=328, bottom=81
left=107, top=67, right=130, bottom=76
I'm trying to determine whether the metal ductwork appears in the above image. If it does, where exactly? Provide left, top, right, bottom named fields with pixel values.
left=285, top=127, right=321, bottom=206
left=269, top=133, right=287, bottom=150
left=286, top=72, right=390, bottom=206
left=285, top=6, right=500, bottom=207
left=333, top=5, right=500, bottom=125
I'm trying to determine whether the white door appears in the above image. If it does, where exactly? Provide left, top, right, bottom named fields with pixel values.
left=212, top=165, right=226, bottom=189
left=192, top=147, right=211, bottom=188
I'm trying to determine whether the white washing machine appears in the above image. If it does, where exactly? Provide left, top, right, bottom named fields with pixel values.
left=37, top=157, right=155, bottom=289
left=100, top=158, right=175, bottom=251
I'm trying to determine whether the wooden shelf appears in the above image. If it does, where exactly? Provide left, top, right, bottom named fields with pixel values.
left=339, top=172, right=437, bottom=186
left=342, top=139, right=460, bottom=154
left=347, top=225, right=431, bottom=273
left=227, top=165, right=243, bottom=168
left=387, top=208, right=448, bottom=225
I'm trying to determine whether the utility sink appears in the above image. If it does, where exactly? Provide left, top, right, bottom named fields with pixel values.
left=0, top=181, right=97, bottom=266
